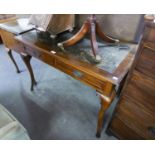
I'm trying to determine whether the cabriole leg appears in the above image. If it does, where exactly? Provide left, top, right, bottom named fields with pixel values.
left=7, top=49, right=20, bottom=73
left=96, top=95, right=110, bottom=138
left=96, top=89, right=116, bottom=138
left=21, top=54, right=37, bottom=91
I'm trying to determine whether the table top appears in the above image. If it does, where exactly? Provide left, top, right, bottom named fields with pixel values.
left=0, top=18, right=35, bottom=35
left=15, top=30, right=137, bottom=85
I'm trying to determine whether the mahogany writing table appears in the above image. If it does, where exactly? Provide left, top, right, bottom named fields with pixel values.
left=15, top=30, right=136, bottom=137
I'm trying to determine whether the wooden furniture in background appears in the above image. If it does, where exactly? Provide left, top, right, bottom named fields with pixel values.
left=109, top=16, right=155, bottom=139
left=29, top=14, right=75, bottom=35
left=58, top=15, right=119, bottom=58
left=15, top=30, right=136, bottom=137
left=0, top=18, right=36, bottom=90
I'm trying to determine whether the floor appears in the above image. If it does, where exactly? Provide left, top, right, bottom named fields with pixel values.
left=0, top=44, right=117, bottom=140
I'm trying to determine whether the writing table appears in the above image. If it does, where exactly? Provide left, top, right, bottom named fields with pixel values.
left=15, top=30, right=136, bottom=137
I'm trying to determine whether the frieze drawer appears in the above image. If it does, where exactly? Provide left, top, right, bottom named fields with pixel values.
left=24, top=45, right=41, bottom=58
left=24, top=45, right=55, bottom=66
left=12, top=42, right=25, bottom=54
left=55, top=60, right=106, bottom=92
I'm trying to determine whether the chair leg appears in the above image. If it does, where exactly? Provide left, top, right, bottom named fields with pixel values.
left=20, top=54, right=37, bottom=91
left=58, top=21, right=89, bottom=48
left=7, top=49, right=20, bottom=73
left=90, top=22, right=98, bottom=57
left=96, top=22, right=119, bottom=43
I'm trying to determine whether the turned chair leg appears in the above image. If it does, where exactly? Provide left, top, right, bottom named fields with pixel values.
left=96, top=22, right=119, bottom=43
left=7, top=49, right=20, bottom=73
left=90, top=22, right=98, bottom=57
left=21, top=54, right=37, bottom=91
left=57, top=22, right=89, bottom=47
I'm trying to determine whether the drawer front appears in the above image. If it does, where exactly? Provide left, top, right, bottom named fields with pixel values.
left=115, top=96, right=155, bottom=139
left=136, top=45, right=155, bottom=79
left=124, top=70, right=155, bottom=114
left=111, top=66, right=155, bottom=139
left=24, top=45, right=55, bottom=66
left=55, top=60, right=106, bottom=93
left=24, top=45, right=41, bottom=58
left=12, top=41, right=25, bottom=54
left=110, top=116, right=144, bottom=140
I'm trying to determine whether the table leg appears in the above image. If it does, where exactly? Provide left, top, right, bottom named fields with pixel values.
left=96, top=90, right=116, bottom=138
left=20, top=54, right=37, bottom=91
left=7, top=49, right=20, bottom=73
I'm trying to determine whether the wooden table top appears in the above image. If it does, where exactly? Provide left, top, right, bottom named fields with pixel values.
left=15, top=30, right=137, bottom=85
left=0, top=18, right=35, bottom=35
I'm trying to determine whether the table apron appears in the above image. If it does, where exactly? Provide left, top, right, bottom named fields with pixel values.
left=23, top=44, right=115, bottom=95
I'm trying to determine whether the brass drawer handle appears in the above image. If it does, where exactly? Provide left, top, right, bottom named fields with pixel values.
left=73, top=70, right=83, bottom=78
